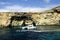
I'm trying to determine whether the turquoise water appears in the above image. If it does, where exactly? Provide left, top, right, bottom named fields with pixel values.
left=0, top=28, right=60, bottom=40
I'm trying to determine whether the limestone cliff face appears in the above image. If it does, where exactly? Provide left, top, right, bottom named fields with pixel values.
left=0, top=12, right=14, bottom=27
left=0, top=6, right=60, bottom=27
left=34, top=6, right=60, bottom=25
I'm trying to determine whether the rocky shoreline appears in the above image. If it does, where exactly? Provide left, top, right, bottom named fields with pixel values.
left=0, top=6, right=60, bottom=28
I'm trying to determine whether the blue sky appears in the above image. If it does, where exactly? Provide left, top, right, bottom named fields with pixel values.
left=0, top=0, right=60, bottom=12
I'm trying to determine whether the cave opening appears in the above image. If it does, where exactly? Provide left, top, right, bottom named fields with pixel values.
left=7, top=14, right=36, bottom=28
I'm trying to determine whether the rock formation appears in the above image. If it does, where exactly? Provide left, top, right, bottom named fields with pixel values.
left=0, top=6, right=60, bottom=28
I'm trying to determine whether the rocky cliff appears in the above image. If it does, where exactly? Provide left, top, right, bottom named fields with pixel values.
left=0, top=6, right=60, bottom=28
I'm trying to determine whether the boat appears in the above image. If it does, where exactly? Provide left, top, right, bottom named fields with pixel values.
left=22, top=25, right=36, bottom=30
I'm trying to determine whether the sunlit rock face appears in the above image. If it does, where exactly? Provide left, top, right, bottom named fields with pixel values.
left=12, top=20, right=23, bottom=26
left=0, top=12, right=11, bottom=27
left=0, top=6, right=60, bottom=27
left=25, top=20, right=33, bottom=25
left=35, top=13, right=60, bottom=25
left=31, top=6, right=60, bottom=25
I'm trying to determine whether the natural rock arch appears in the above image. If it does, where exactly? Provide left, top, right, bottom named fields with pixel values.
left=7, top=13, right=36, bottom=28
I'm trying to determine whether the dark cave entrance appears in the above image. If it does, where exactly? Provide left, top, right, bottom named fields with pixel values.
left=7, top=14, right=36, bottom=28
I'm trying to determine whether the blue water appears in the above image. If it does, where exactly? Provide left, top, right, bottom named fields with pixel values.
left=0, top=28, right=60, bottom=40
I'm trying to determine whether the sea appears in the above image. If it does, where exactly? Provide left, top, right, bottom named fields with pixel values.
left=0, top=26, right=60, bottom=40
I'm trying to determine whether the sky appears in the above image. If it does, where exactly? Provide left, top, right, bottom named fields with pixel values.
left=0, top=0, right=60, bottom=12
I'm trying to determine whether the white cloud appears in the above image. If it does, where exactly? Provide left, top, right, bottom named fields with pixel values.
left=0, top=2, right=11, bottom=5
left=43, top=0, right=51, bottom=3
left=0, top=9, right=10, bottom=12
left=0, top=4, right=60, bottom=12
left=25, top=0, right=28, bottom=2
left=0, top=2, right=6, bottom=4
left=0, top=5, right=49, bottom=12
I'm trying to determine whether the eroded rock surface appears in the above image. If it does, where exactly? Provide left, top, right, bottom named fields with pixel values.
left=0, top=6, right=60, bottom=28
